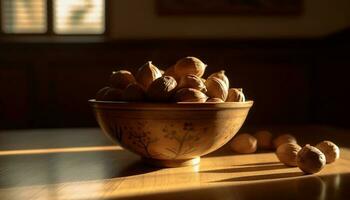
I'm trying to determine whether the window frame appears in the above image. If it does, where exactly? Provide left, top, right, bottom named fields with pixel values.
left=0, top=0, right=109, bottom=36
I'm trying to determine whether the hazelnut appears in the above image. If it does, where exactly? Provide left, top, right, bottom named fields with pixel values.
left=226, top=88, right=245, bottom=102
left=173, top=88, right=207, bottom=103
left=230, top=133, right=257, bottom=154
left=122, top=83, right=146, bottom=102
left=276, top=143, right=301, bottom=167
left=136, top=61, right=162, bottom=90
left=208, top=70, right=229, bottom=88
left=174, top=57, right=207, bottom=78
left=109, top=70, right=136, bottom=89
left=254, top=130, right=273, bottom=149
left=206, top=98, right=224, bottom=103
left=95, top=86, right=123, bottom=101
left=147, top=76, right=177, bottom=101
left=205, top=77, right=228, bottom=101
left=273, top=134, right=297, bottom=149
left=297, top=145, right=326, bottom=174
left=315, top=141, right=340, bottom=164
left=177, top=74, right=207, bottom=93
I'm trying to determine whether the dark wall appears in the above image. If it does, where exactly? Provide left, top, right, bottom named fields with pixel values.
left=0, top=36, right=349, bottom=129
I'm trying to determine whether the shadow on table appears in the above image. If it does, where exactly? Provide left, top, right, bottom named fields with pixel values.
left=204, top=145, right=275, bottom=158
left=201, top=163, right=287, bottom=174
left=211, top=171, right=304, bottom=182
left=236, top=161, right=281, bottom=166
left=0, top=149, right=161, bottom=189
left=108, top=173, right=350, bottom=200
left=116, top=160, right=161, bottom=177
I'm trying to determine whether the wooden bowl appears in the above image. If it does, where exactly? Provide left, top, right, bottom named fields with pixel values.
left=89, top=100, right=253, bottom=167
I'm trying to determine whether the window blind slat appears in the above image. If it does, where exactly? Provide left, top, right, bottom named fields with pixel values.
left=1, top=0, right=105, bottom=34
left=1, top=0, right=47, bottom=33
left=53, top=0, right=105, bottom=34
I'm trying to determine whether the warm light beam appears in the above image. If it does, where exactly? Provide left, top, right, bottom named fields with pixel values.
left=0, top=146, right=122, bottom=156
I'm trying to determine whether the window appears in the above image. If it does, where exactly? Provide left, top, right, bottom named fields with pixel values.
left=0, top=0, right=105, bottom=35
left=54, top=0, right=105, bottom=34
left=1, top=0, right=47, bottom=33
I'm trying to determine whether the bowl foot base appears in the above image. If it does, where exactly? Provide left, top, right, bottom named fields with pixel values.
left=142, top=157, right=200, bottom=168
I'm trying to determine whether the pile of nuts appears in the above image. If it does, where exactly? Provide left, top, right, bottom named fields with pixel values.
left=95, top=56, right=245, bottom=103
left=230, top=131, right=340, bottom=174
left=95, top=56, right=341, bottom=174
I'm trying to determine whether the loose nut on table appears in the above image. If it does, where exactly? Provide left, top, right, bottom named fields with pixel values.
left=297, top=144, right=326, bottom=174
left=136, top=61, right=162, bottom=90
left=276, top=143, right=301, bottom=167
left=316, top=140, right=340, bottom=164
left=254, top=130, right=273, bottom=150
left=273, top=134, right=297, bottom=149
left=230, top=133, right=257, bottom=154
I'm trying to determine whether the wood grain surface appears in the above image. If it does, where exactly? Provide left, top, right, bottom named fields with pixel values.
left=0, top=126, right=350, bottom=200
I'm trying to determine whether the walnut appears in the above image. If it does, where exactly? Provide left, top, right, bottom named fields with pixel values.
left=315, top=141, right=340, bottom=164
left=173, top=88, right=208, bottom=103
left=147, top=76, right=177, bottom=101
left=230, top=133, right=257, bottom=154
left=273, top=134, right=297, bottom=149
left=276, top=143, right=301, bottom=167
left=297, top=144, right=326, bottom=174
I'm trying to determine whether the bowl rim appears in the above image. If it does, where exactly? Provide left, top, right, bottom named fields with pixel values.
left=88, top=99, right=253, bottom=110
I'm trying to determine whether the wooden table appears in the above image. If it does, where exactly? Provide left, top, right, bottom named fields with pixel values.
left=1, top=126, right=350, bottom=200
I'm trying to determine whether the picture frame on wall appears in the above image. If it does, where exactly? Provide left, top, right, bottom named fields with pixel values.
left=156, top=0, right=303, bottom=15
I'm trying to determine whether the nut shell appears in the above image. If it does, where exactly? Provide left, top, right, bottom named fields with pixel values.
left=206, top=98, right=224, bottom=103
left=96, top=86, right=123, bottom=101
left=147, top=76, right=177, bottom=101
left=208, top=70, right=229, bottom=88
left=276, top=143, right=301, bottom=166
left=315, top=141, right=340, bottom=164
left=109, top=70, right=136, bottom=89
left=177, top=74, right=207, bottom=93
left=230, top=133, right=257, bottom=154
left=254, top=130, right=273, bottom=149
left=164, top=65, right=179, bottom=81
left=174, top=57, right=206, bottom=78
left=136, top=61, right=162, bottom=90
left=173, top=88, right=207, bottom=103
left=205, top=77, right=228, bottom=101
left=226, top=88, right=245, bottom=102
left=159, top=69, right=165, bottom=75
left=273, top=134, right=297, bottom=149
left=123, top=83, right=146, bottom=102
left=297, top=144, right=326, bottom=174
